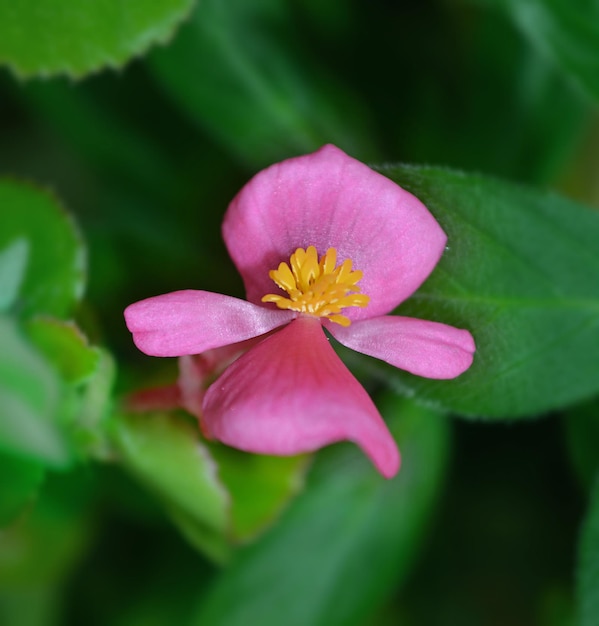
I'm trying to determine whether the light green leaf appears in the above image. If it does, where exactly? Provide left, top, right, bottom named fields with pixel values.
left=25, top=318, right=100, bottom=384
left=149, top=0, right=378, bottom=167
left=111, top=411, right=231, bottom=562
left=111, top=410, right=309, bottom=562
left=0, top=0, right=198, bottom=79
left=0, top=239, right=28, bottom=314
left=193, top=394, right=449, bottom=626
left=0, top=180, right=85, bottom=319
left=0, top=316, right=70, bottom=467
left=368, top=165, right=599, bottom=419
left=207, top=446, right=308, bottom=542
left=576, top=476, right=599, bottom=626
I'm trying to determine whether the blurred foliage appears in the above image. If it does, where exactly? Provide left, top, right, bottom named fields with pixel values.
left=0, top=0, right=598, bottom=624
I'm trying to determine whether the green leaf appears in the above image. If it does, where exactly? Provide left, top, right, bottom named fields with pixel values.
left=370, top=165, right=599, bottom=419
left=0, top=0, right=198, bottom=79
left=0, top=239, right=28, bottom=314
left=111, top=411, right=231, bottom=563
left=576, top=476, right=599, bottom=626
left=207, top=446, right=308, bottom=542
left=0, top=452, right=44, bottom=527
left=25, top=318, right=100, bottom=384
left=111, top=410, right=308, bottom=562
left=484, top=0, right=599, bottom=101
left=193, top=394, right=449, bottom=626
left=0, top=316, right=71, bottom=467
left=149, top=0, right=379, bottom=167
left=0, top=180, right=85, bottom=319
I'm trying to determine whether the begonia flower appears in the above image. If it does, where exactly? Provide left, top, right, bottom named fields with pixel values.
left=124, top=145, right=475, bottom=478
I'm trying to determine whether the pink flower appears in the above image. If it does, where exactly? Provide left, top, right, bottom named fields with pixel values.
left=124, top=145, right=475, bottom=478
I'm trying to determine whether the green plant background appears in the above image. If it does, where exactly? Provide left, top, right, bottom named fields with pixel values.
left=1, top=0, right=598, bottom=625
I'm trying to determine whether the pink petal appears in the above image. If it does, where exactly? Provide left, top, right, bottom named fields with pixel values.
left=328, top=316, right=475, bottom=379
left=177, top=338, right=262, bottom=419
left=202, top=317, right=400, bottom=478
left=223, top=144, right=446, bottom=321
left=124, top=290, right=295, bottom=357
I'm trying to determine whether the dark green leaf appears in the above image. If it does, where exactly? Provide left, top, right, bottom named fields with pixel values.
left=193, top=394, right=449, bottom=626
left=149, top=0, right=379, bottom=167
left=0, top=180, right=85, bottom=319
left=0, top=239, right=28, bottom=314
left=577, top=476, right=599, bottom=626
left=372, top=165, right=599, bottom=419
left=0, top=0, right=197, bottom=79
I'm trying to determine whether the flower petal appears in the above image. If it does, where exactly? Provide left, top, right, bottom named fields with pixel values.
left=202, top=317, right=400, bottom=478
left=223, top=144, right=446, bottom=320
left=328, top=316, right=475, bottom=379
left=124, top=290, right=295, bottom=357
left=177, top=338, right=262, bottom=419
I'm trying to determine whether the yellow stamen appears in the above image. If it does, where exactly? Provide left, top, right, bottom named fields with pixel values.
left=261, top=246, right=370, bottom=326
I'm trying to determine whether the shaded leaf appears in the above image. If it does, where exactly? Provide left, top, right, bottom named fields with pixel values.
left=0, top=180, right=85, bottom=319
left=193, top=393, right=449, bottom=626
left=370, top=165, right=599, bottom=419
left=0, top=0, right=197, bottom=79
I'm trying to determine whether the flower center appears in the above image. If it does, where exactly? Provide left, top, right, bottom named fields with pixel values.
left=261, top=246, right=370, bottom=326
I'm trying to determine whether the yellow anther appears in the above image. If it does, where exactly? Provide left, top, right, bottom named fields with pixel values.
left=261, top=246, right=370, bottom=326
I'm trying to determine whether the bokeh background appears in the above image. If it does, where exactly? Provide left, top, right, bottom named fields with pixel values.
left=1, top=1, right=599, bottom=625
